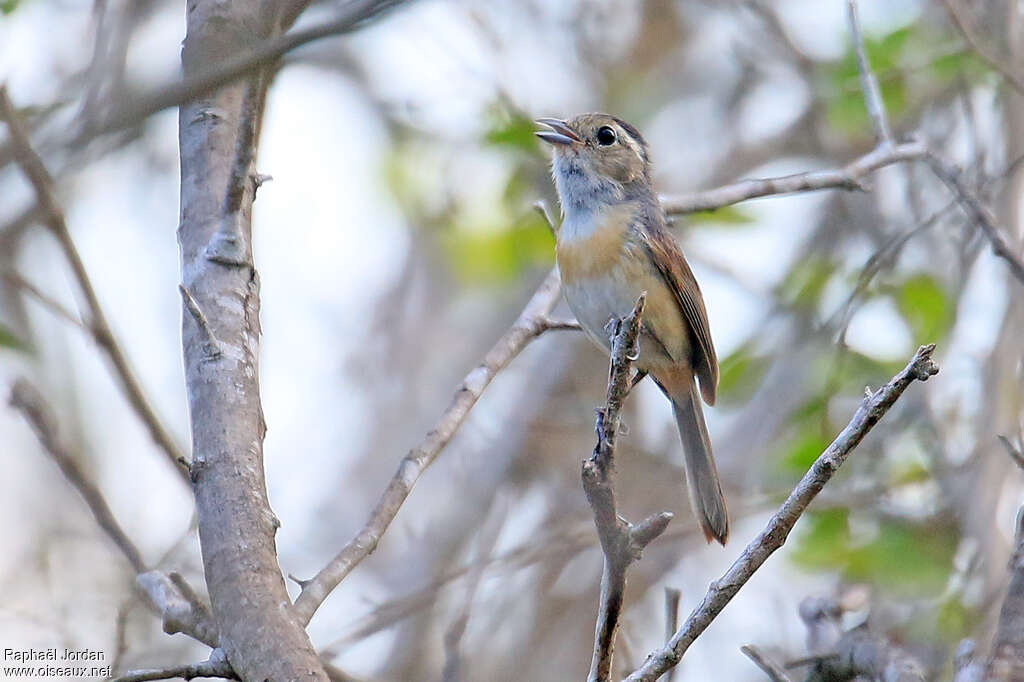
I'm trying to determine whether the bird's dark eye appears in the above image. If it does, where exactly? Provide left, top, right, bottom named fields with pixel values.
left=596, top=126, right=616, bottom=146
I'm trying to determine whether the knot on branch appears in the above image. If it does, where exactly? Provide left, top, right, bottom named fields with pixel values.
left=908, top=344, right=939, bottom=381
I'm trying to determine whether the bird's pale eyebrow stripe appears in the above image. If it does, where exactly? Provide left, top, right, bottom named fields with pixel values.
left=618, top=126, right=646, bottom=163
left=611, top=117, right=648, bottom=163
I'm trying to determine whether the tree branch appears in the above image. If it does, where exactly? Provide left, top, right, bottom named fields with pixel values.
left=177, top=0, right=327, bottom=677
left=847, top=0, right=893, bottom=146
left=9, top=379, right=220, bottom=648
left=9, top=379, right=147, bottom=574
left=112, top=653, right=236, bottom=682
left=293, top=267, right=565, bottom=624
left=0, top=85, right=189, bottom=481
left=922, top=151, right=1024, bottom=285
left=81, top=0, right=409, bottom=146
left=740, top=645, right=794, bottom=682
left=985, top=506, right=1024, bottom=679
left=940, top=0, right=1024, bottom=95
left=583, top=294, right=673, bottom=682
left=659, top=142, right=926, bottom=215
left=624, top=345, right=939, bottom=682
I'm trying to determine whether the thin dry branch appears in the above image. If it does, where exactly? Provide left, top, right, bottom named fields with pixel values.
left=923, top=151, right=1024, bottom=285
left=741, top=645, right=794, bottom=682
left=662, top=588, right=681, bottom=682
left=293, top=266, right=565, bottom=624
left=624, top=345, right=939, bottom=682
left=112, top=655, right=236, bottom=682
left=0, top=86, right=189, bottom=481
left=9, top=379, right=219, bottom=647
left=847, top=0, right=893, bottom=145
left=941, top=0, right=1024, bottom=95
left=10, top=379, right=146, bottom=574
left=985, top=505, right=1024, bottom=679
left=1, top=269, right=91, bottom=333
left=659, top=142, right=926, bottom=215
left=81, top=0, right=408, bottom=145
left=583, top=294, right=673, bottom=682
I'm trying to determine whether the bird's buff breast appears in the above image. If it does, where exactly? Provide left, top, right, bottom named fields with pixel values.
left=557, top=207, right=685, bottom=366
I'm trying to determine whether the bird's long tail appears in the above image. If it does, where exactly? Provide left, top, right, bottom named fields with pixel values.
left=669, top=376, right=729, bottom=545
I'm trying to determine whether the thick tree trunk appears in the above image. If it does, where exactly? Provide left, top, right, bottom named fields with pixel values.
left=177, top=1, right=327, bottom=679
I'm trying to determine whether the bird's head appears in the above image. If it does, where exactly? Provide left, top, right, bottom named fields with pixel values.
left=536, top=113, right=652, bottom=213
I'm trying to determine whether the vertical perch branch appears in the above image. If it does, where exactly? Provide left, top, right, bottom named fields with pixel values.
left=583, top=294, right=673, bottom=682
left=177, top=1, right=327, bottom=678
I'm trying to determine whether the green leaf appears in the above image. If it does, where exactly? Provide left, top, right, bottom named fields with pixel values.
left=793, top=512, right=958, bottom=598
left=792, top=509, right=851, bottom=569
left=825, top=26, right=912, bottom=134
left=782, top=429, right=831, bottom=473
left=443, top=213, right=554, bottom=285
left=896, top=273, right=952, bottom=344
left=1, top=0, right=20, bottom=14
left=778, top=257, right=836, bottom=309
left=844, top=519, right=957, bottom=595
left=484, top=112, right=540, bottom=154
left=936, top=596, right=979, bottom=642
left=0, top=321, right=28, bottom=350
left=0, top=322, right=29, bottom=352
left=716, top=344, right=769, bottom=406
left=687, top=205, right=755, bottom=227
left=930, top=49, right=991, bottom=83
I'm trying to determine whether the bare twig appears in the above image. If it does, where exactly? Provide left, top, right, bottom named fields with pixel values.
left=0, top=86, right=189, bottom=481
left=293, top=267, right=565, bottom=624
left=10, top=379, right=146, bottom=574
left=624, top=345, right=939, bottom=682
left=923, top=151, right=1024, bottom=285
left=941, top=0, right=1024, bottom=95
left=441, top=509, right=504, bottom=682
left=136, top=571, right=219, bottom=648
left=1, top=269, right=91, bottom=332
left=741, top=645, right=794, bottom=682
left=662, top=588, right=681, bottom=682
left=112, top=654, right=236, bottom=682
left=998, top=435, right=1024, bottom=471
left=80, top=0, right=409, bottom=145
left=985, top=505, right=1024, bottom=680
left=584, top=294, right=673, bottom=682
left=847, top=0, right=893, bottom=145
left=538, top=316, right=583, bottom=332
left=9, top=379, right=219, bottom=647
left=659, top=142, right=926, bottom=215
left=179, top=285, right=224, bottom=361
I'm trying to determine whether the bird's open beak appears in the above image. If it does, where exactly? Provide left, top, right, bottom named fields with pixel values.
left=535, top=118, right=581, bottom=146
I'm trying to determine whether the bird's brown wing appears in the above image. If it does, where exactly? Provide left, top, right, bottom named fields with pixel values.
left=638, top=224, right=719, bottom=405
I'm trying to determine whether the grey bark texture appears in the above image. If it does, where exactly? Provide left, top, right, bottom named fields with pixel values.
left=177, top=0, right=327, bottom=679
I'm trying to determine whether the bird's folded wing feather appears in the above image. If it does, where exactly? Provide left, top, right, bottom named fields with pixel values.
left=638, top=224, right=719, bottom=405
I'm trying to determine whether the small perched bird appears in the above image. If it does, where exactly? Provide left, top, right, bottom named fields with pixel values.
left=537, top=113, right=728, bottom=544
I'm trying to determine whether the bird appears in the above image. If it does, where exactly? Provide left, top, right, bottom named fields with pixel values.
left=536, top=113, right=728, bottom=544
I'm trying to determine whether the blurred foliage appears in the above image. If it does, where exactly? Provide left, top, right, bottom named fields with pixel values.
left=0, top=322, right=29, bottom=352
left=825, top=23, right=993, bottom=135
left=827, top=26, right=912, bottom=133
left=717, top=343, right=770, bottom=407
left=442, top=211, right=554, bottom=285
left=686, top=205, right=755, bottom=227
left=894, top=272, right=954, bottom=344
left=484, top=109, right=542, bottom=155
left=793, top=509, right=959, bottom=598
left=778, top=256, right=837, bottom=309
left=385, top=105, right=554, bottom=285
left=1, top=0, right=20, bottom=14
